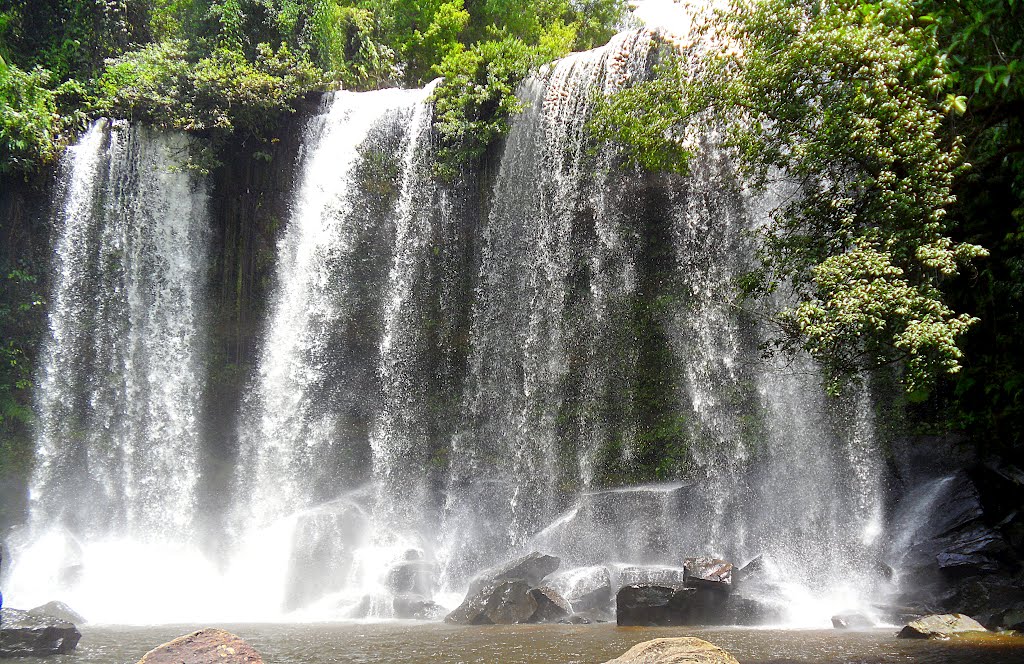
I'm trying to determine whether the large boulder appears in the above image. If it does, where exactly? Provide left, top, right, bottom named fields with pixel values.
left=601, top=637, right=740, bottom=664
left=0, top=607, right=81, bottom=657
left=467, top=552, right=560, bottom=595
left=27, top=601, right=86, bottom=625
left=528, top=586, right=571, bottom=623
left=616, top=584, right=729, bottom=626
left=445, top=580, right=538, bottom=625
left=137, top=628, right=263, bottom=663
left=548, top=566, right=613, bottom=612
left=896, top=613, right=989, bottom=639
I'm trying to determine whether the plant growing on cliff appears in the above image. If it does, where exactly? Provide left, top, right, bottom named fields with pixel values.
left=591, top=0, right=987, bottom=394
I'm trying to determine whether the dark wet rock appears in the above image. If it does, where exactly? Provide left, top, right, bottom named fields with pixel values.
left=548, top=566, right=613, bottom=613
left=944, top=576, right=1024, bottom=619
left=446, top=552, right=561, bottom=625
left=897, top=613, right=988, bottom=639
left=528, top=586, right=571, bottom=623
left=601, top=636, right=741, bottom=664
left=445, top=579, right=538, bottom=625
left=27, top=601, right=86, bottom=626
left=991, top=606, right=1024, bottom=631
left=136, top=628, right=263, bottom=663
left=831, top=613, right=873, bottom=629
left=467, top=552, right=560, bottom=595
left=0, top=607, right=81, bottom=657
left=483, top=580, right=538, bottom=624
left=684, top=558, right=733, bottom=591
left=392, top=593, right=444, bottom=620
left=616, top=583, right=729, bottom=626
left=726, top=593, right=784, bottom=626
left=387, top=560, right=438, bottom=596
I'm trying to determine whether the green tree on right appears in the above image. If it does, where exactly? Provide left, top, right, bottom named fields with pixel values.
left=592, top=0, right=1022, bottom=418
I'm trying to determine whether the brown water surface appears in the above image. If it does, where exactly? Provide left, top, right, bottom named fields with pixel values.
left=22, top=623, right=1024, bottom=664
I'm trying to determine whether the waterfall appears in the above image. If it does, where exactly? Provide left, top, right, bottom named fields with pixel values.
left=6, top=119, right=213, bottom=620
left=7, top=26, right=897, bottom=627
left=229, top=85, right=445, bottom=618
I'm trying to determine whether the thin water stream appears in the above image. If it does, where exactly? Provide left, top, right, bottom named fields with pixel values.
left=12, top=624, right=1024, bottom=664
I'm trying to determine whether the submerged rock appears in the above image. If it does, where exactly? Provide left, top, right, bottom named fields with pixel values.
left=136, top=628, right=263, bottom=663
left=897, top=613, right=989, bottom=639
left=831, top=613, right=873, bottom=629
left=601, top=637, right=741, bottom=664
left=528, top=586, right=572, bottom=623
left=27, top=601, right=86, bottom=625
left=0, top=607, right=81, bottom=657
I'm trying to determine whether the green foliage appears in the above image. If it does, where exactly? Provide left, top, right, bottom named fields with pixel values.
left=432, top=36, right=554, bottom=177
left=95, top=40, right=323, bottom=145
left=0, top=63, right=61, bottom=173
left=0, top=269, right=42, bottom=426
left=590, top=56, right=693, bottom=175
left=593, top=0, right=987, bottom=393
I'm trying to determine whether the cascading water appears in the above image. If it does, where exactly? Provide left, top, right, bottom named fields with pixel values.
left=228, top=84, right=446, bottom=619
left=6, top=19, right=902, bottom=627
left=5, top=120, right=214, bottom=621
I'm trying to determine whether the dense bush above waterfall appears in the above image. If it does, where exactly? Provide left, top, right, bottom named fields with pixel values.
left=0, top=0, right=627, bottom=175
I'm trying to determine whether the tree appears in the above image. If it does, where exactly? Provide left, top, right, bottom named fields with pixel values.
left=593, top=0, right=987, bottom=394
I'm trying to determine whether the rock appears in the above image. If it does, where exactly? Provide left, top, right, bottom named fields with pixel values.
left=601, top=637, right=740, bottom=664
left=683, top=558, right=733, bottom=591
left=548, top=566, right=613, bottom=612
left=992, top=607, right=1024, bottom=631
left=897, top=613, right=989, bottom=639
left=136, top=628, right=263, bottom=663
left=726, top=593, right=784, bottom=625
left=616, top=584, right=729, bottom=626
left=0, top=607, right=81, bottom=657
left=445, top=579, right=538, bottom=625
left=467, top=552, right=560, bottom=595
left=528, top=586, right=571, bottom=623
left=386, top=560, right=438, bottom=596
left=27, top=601, right=86, bottom=625
left=831, top=613, right=873, bottom=629
left=484, top=580, right=538, bottom=624
left=392, top=593, right=445, bottom=620
left=934, top=523, right=1007, bottom=576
